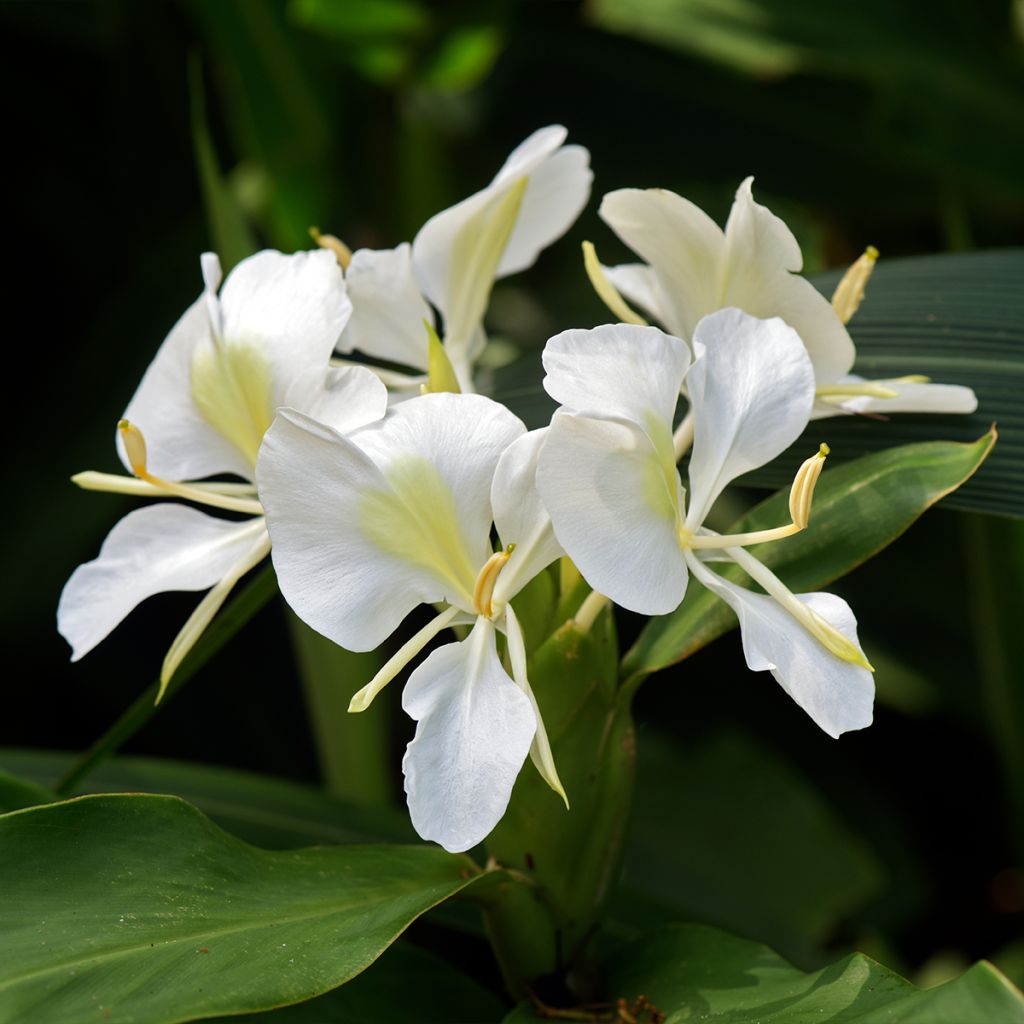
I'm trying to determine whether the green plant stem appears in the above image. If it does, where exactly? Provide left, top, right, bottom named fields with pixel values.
left=54, top=566, right=278, bottom=797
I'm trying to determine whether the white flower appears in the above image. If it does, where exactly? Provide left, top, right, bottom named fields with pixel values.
left=593, top=178, right=977, bottom=419
left=336, top=125, right=593, bottom=392
left=536, top=311, right=875, bottom=738
left=58, top=249, right=387, bottom=692
left=257, top=392, right=566, bottom=852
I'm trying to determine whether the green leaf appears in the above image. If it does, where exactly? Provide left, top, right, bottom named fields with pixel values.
left=0, top=768, right=55, bottom=814
left=201, top=942, right=506, bottom=1023
left=623, top=430, right=994, bottom=682
left=506, top=923, right=1024, bottom=1022
left=0, top=750, right=413, bottom=849
left=188, top=54, right=258, bottom=271
left=0, top=794, right=482, bottom=1024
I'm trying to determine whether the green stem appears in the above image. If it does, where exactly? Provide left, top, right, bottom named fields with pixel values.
left=54, top=566, right=277, bottom=797
left=285, top=610, right=394, bottom=806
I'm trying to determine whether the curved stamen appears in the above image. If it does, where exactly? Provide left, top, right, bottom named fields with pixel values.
left=473, top=544, right=516, bottom=618
left=831, top=245, right=878, bottom=324
left=581, top=240, right=649, bottom=326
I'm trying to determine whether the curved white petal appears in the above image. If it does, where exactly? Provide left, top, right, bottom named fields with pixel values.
left=259, top=410, right=465, bottom=650
left=57, top=505, right=266, bottom=661
left=279, top=364, right=388, bottom=437
left=722, top=178, right=855, bottom=382
left=537, top=412, right=688, bottom=615
left=218, top=249, right=352, bottom=398
left=542, top=323, right=690, bottom=429
left=686, top=309, right=815, bottom=528
left=121, top=272, right=253, bottom=482
left=339, top=244, right=435, bottom=371
left=491, top=429, right=563, bottom=605
left=812, top=374, right=979, bottom=418
left=402, top=617, right=537, bottom=852
left=599, top=187, right=724, bottom=340
left=686, top=552, right=874, bottom=738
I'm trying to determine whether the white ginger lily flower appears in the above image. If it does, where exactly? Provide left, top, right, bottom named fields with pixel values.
left=590, top=178, right=976, bottom=419
left=335, top=125, right=593, bottom=392
left=257, top=392, right=566, bottom=852
left=536, top=310, right=875, bottom=738
left=58, top=249, right=388, bottom=694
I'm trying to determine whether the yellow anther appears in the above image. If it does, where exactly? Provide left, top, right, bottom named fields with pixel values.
left=118, top=419, right=148, bottom=477
left=473, top=544, right=515, bottom=619
left=309, top=226, right=352, bottom=270
left=816, top=381, right=900, bottom=400
left=802, top=604, right=875, bottom=671
left=831, top=245, right=879, bottom=325
left=788, top=443, right=829, bottom=530
left=582, top=241, right=648, bottom=326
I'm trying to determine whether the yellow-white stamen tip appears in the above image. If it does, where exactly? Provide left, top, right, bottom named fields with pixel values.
left=424, top=319, right=461, bottom=395
left=581, top=240, right=648, bottom=326
left=473, top=544, right=515, bottom=619
left=309, top=226, right=352, bottom=269
left=118, top=419, right=149, bottom=477
left=804, top=604, right=875, bottom=671
left=831, top=245, right=879, bottom=325
left=789, top=443, right=829, bottom=530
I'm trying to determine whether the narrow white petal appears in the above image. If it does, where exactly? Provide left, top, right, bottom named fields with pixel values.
left=57, top=507, right=266, bottom=661
left=722, top=178, right=855, bottom=382
left=505, top=604, right=568, bottom=807
left=686, top=308, right=815, bottom=528
left=402, top=618, right=536, bottom=852
left=813, top=375, right=979, bottom=418
left=686, top=552, right=874, bottom=738
left=537, top=412, right=688, bottom=615
left=491, top=429, right=563, bottom=604
left=339, top=244, right=436, bottom=371
left=279, top=364, right=389, bottom=437
left=542, top=323, right=690, bottom=428
left=599, top=187, right=724, bottom=340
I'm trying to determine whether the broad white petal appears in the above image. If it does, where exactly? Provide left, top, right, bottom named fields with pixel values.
left=602, top=262, right=671, bottom=325
left=491, top=429, right=563, bottom=604
left=496, top=143, right=592, bottom=278
left=339, top=244, right=435, bottom=371
left=537, top=412, right=688, bottom=615
left=57, top=506, right=266, bottom=660
left=259, top=410, right=463, bottom=649
left=121, top=275, right=253, bottom=482
left=687, top=552, right=874, bottom=738
left=351, top=392, right=526, bottom=578
left=218, top=249, right=352, bottom=396
left=813, top=374, right=979, bottom=418
left=542, top=323, right=690, bottom=429
left=686, top=309, right=815, bottom=528
left=599, top=187, right=724, bottom=340
left=402, top=618, right=536, bottom=852
left=722, top=179, right=855, bottom=382
left=279, top=364, right=389, bottom=437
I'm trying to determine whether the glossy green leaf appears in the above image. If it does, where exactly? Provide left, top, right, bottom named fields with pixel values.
left=0, top=794, right=482, bottom=1024
left=507, top=922, right=1024, bottom=1022
left=0, top=750, right=413, bottom=849
left=0, top=768, right=54, bottom=813
left=623, top=430, right=994, bottom=682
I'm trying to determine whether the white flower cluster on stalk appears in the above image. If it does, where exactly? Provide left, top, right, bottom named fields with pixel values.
left=59, top=127, right=977, bottom=852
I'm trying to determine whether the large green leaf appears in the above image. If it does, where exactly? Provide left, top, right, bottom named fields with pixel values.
left=506, top=922, right=1024, bottom=1022
left=0, top=794, right=482, bottom=1024
left=623, top=430, right=993, bottom=682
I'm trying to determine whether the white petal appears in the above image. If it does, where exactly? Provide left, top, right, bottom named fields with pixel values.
left=537, top=412, right=688, bottom=615
left=401, top=618, right=536, bottom=852
left=339, top=244, right=436, bottom=371
left=218, top=248, right=352, bottom=401
left=279, top=364, right=389, bottom=436
left=491, top=429, right=563, bottom=605
left=258, top=410, right=467, bottom=651
left=57, top=506, right=266, bottom=660
left=121, top=281, right=253, bottom=483
left=722, top=178, right=855, bottom=382
left=813, top=374, right=979, bottom=418
left=542, top=323, right=690, bottom=428
left=602, top=262, right=671, bottom=325
left=686, top=552, right=874, bottom=738
left=599, top=187, right=724, bottom=340
left=685, top=309, right=815, bottom=528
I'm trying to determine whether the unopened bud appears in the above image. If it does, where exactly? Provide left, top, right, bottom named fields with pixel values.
left=831, top=246, right=878, bottom=325
left=118, top=419, right=149, bottom=478
left=309, top=226, right=352, bottom=270
left=788, top=443, right=829, bottom=530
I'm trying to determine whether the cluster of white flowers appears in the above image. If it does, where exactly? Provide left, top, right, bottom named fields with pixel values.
left=59, top=126, right=976, bottom=853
